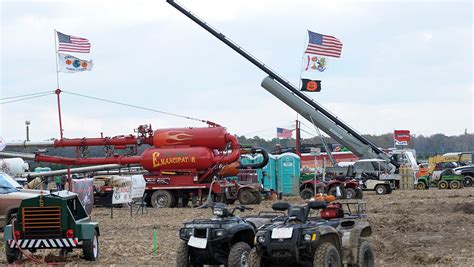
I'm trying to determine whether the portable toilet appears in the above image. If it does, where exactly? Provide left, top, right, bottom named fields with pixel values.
left=261, top=154, right=277, bottom=191
left=276, top=153, right=301, bottom=195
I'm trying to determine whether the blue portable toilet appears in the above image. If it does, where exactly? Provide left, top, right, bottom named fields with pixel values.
left=261, top=154, right=277, bottom=191
left=275, top=153, right=301, bottom=195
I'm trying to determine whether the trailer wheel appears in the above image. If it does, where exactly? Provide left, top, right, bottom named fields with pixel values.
left=5, top=242, right=22, bottom=263
left=356, top=240, right=375, bottom=267
left=328, top=185, right=347, bottom=199
left=300, top=188, right=314, bottom=200
left=374, top=185, right=387, bottom=195
left=228, top=241, right=251, bottom=267
left=449, top=180, right=461, bottom=190
left=462, top=176, right=473, bottom=187
left=150, top=190, right=176, bottom=208
left=83, top=230, right=99, bottom=261
left=345, top=188, right=357, bottom=199
left=437, top=180, right=449, bottom=190
left=416, top=182, right=426, bottom=190
left=175, top=241, right=191, bottom=267
left=252, top=191, right=263, bottom=204
left=313, top=242, right=341, bottom=267
left=355, top=188, right=364, bottom=199
left=238, top=189, right=256, bottom=205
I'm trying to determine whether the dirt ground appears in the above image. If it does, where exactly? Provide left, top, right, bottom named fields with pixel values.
left=1, top=187, right=473, bottom=266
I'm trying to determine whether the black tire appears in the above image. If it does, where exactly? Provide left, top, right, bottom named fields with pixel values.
left=150, top=190, right=176, bottom=208
left=176, top=241, right=191, bottom=267
left=249, top=248, right=262, bottom=267
left=437, top=180, right=449, bottom=190
left=300, top=188, right=314, bottom=200
left=416, top=182, right=426, bottom=190
left=238, top=190, right=256, bottom=205
left=313, top=242, right=342, bottom=267
left=355, top=188, right=364, bottom=199
left=328, top=186, right=347, bottom=199
left=374, top=185, right=387, bottom=195
left=345, top=188, right=357, bottom=199
left=253, top=191, right=263, bottom=204
left=449, top=180, right=461, bottom=190
left=228, top=241, right=251, bottom=267
left=83, top=229, right=99, bottom=261
left=5, top=242, right=22, bottom=263
left=356, top=240, right=375, bottom=267
left=462, top=176, right=473, bottom=187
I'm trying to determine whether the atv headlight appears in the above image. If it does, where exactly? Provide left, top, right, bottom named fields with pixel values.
left=180, top=228, right=193, bottom=238
left=257, top=236, right=266, bottom=244
left=213, top=229, right=226, bottom=238
left=454, top=170, right=462, bottom=175
left=303, top=234, right=312, bottom=241
left=213, top=208, right=224, bottom=216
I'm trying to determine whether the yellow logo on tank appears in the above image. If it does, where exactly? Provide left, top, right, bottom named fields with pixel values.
left=152, top=152, right=196, bottom=168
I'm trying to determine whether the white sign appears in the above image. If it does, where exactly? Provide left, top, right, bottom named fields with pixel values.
left=271, top=227, right=293, bottom=239
left=111, top=175, right=146, bottom=204
left=188, top=236, right=207, bottom=249
left=310, top=147, right=321, bottom=156
left=130, top=175, right=146, bottom=199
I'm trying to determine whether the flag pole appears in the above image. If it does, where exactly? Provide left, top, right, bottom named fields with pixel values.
left=298, top=30, right=309, bottom=90
left=54, top=29, right=64, bottom=139
left=54, top=29, right=60, bottom=89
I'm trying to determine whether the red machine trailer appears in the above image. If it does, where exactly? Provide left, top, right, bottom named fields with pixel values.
left=24, top=125, right=243, bottom=208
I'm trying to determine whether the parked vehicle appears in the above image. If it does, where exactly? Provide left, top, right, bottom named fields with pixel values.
left=417, top=168, right=464, bottom=190
left=176, top=203, right=281, bottom=266
left=3, top=191, right=100, bottom=263
left=0, top=172, right=48, bottom=230
left=299, top=178, right=363, bottom=200
left=454, top=165, right=474, bottom=187
left=251, top=201, right=374, bottom=266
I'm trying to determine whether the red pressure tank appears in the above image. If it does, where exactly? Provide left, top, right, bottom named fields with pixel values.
left=153, top=127, right=228, bottom=149
left=141, top=147, right=215, bottom=171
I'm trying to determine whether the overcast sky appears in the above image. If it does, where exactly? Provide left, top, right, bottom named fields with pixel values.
left=1, top=0, right=472, bottom=142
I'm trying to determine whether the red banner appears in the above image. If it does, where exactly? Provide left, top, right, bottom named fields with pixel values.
left=394, top=130, right=410, bottom=145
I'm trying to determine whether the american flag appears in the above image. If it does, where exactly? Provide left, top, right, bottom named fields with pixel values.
left=57, top=31, right=91, bottom=53
left=305, top=31, right=342, bottom=58
left=277, top=128, right=293, bottom=138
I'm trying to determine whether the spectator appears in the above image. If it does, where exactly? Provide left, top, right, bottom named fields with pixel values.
left=54, top=175, right=62, bottom=191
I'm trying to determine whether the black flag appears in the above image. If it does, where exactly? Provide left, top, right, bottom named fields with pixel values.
left=301, top=79, right=321, bottom=92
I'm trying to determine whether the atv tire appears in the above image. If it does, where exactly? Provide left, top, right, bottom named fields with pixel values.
left=345, top=188, right=357, bottom=199
left=5, top=242, right=22, bottom=263
left=83, top=229, right=99, bottom=261
left=238, top=189, right=256, bottom=205
left=176, top=241, right=192, bottom=267
left=150, top=190, right=176, bottom=208
left=313, top=242, right=342, bottom=267
left=300, top=188, right=314, bottom=200
left=356, top=240, right=375, bottom=267
left=228, top=241, right=252, bottom=267
left=462, top=176, right=472, bottom=187
left=249, top=248, right=262, bottom=267
left=355, top=188, right=364, bottom=199
left=328, top=186, right=347, bottom=199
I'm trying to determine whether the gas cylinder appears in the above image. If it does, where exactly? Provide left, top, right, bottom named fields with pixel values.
left=141, top=147, right=216, bottom=172
left=152, top=127, right=228, bottom=149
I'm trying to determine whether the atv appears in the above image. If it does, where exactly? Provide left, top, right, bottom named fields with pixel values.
left=300, top=178, right=363, bottom=200
left=251, top=200, right=374, bottom=267
left=176, top=203, right=282, bottom=267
